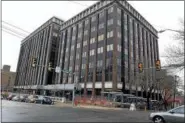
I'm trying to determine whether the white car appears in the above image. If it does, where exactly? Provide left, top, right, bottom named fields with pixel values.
left=149, top=105, right=184, bottom=123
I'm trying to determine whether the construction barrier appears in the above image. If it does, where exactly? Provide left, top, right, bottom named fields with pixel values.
left=73, top=96, right=112, bottom=107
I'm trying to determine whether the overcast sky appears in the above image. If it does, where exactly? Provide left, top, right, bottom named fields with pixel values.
left=2, top=1, right=184, bottom=78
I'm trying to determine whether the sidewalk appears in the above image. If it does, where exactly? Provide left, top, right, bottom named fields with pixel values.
left=54, top=101, right=72, bottom=107
left=53, top=102, right=156, bottom=113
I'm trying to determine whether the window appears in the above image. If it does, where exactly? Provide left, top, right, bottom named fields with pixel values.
left=68, top=77, right=72, bottom=83
left=108, top=6, right=113, bottom=14
left=171, top=107, right=184, bottom=114
left=77, top=43, right=80, bottom=48
left=89, top=63, right=94, bottom=68
left=78, top=23, right=82, bottom=28
left=70, top=56, right=73, bottom=61
left=98, top=47, right=103, bottom=54
left=117, top=20, right=121, bottom=26
left=117, top=32, right=121, bottom=38
left=78, top=33, right=82, bottom=38
left=70, top=45, right=74, bottom=51
left=65, top=57, right=68, bottom=62
left=90, top=49, right=95, bottom=56
left=99, top=23, right=104, bottom=29
left=83, top=40, right=87, bottom=46
left=69, top=66, right=72, bottom=71
left=107, top=31, right=114, bottom=38
left=117, top=45, right=121, bottom=52
left=75, top=65, right=79, bottom=71
left=76, top=54, right=79, bottom=59
left=99, top=11, right=104, bottom=18
left=82, top=52, right=86, bottom=57
left=72, top=36, right=76, bottom=41
left=66, top=48, right=68, bottom=52
left=90, top=38, right=95, bottom=44
left=91, top=27, right=96, bottom=32
left=85, top=19, right=89, bottom=25
left=107, top=19, right=113, bottom=26
left=125, top=48, right=128, bottom=54
left=84, top=30, right=88, bottom=35
left=117, top=59, right=121, bottom=66
left=107, top=44, right=113, bottom=51
left=73, top=26, right=76, bottom=32
left=91, top=16, right=96, bottom=22
left=124, top=61, right=128, bottom=68
left=53, top=32, right=58, bottom=37
left=97, top=60, right=103, bottom=67
left=81, top=64, right=86, bottom=69
left=117, top=8, right=121, bottom=14
left=98, top=34, right=104, bottom=41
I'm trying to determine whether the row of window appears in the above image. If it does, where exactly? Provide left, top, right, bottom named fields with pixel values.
left=72, top=18, right=116, bottom=38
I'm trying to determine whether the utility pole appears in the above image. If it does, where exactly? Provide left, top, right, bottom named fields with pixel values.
left=72, top=73, right=75, bottom=107
left=173, top=75, right=177, bottom=108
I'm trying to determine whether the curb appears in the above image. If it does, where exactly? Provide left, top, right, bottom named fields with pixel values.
left=76, top=105, right=124, bottom=110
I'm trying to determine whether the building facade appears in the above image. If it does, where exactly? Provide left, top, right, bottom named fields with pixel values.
left=14, top=17, right=63, bottom=95
left=1, top=65, right=16, bottom=91
left=14, top=1, right=160, bottom=99
left=56, top=1, right=159, bottom=98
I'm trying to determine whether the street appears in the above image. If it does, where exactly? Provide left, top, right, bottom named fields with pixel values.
left=1, top=100, right=152, bottom=122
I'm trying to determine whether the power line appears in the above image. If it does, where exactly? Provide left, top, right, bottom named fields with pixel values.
left=68, top=1, right=89, bottom=7
left=1, top=25, right=28, bottom=37
left=2, top=20, right=30, bottom=34
left=2, top=29, right=25, bottom=39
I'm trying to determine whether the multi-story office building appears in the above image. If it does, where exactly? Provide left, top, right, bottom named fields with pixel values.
left=56, top=0, right=159, bottom=98
left=14, top=17, right=63, bottom=95
left=14, top=1, right=160, bottom=99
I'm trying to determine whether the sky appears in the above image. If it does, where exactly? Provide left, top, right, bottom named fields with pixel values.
left=2, top=1, right=184, bottom=79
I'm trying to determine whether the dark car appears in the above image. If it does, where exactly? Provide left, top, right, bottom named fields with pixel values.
left=35, top=96, right=53, bottom=105
left=7, top=94, right=16, bottom=100
left=20, top=95, right=28, bottom=102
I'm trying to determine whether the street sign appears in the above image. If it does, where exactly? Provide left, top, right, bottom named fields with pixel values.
left=55, top=66, right=61, bottom=73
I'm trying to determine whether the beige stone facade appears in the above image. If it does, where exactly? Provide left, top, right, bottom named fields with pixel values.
left=1, top=65, right=16, bottom=92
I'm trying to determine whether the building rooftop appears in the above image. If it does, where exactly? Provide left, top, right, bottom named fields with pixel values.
left=60, top=0, right=158, bottom=36
left=21, top=16, right=64, bottom=44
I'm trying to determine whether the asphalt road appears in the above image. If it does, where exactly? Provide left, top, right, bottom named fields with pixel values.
left=1, top=100, right=152, bottom=122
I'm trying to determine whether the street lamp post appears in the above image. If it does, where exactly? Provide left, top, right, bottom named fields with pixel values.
left=173, top=75, right=177, bottom=108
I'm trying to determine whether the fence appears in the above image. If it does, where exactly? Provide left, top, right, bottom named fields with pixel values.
left=74, top=95, right=113, bottom=107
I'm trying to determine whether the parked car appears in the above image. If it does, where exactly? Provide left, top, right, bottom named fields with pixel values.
left=1, top=95, right=3, bottom=100
left=7, top=94, right=16, bottom=100
left=20, top=95, right=28, bottom=102
left=25, top=95, right=38, bottom=103
left=35, top=96, right=53, bottom=105
left=149, top=105, right=184, bottom=123
left=12, top=95, right=21, bottom=101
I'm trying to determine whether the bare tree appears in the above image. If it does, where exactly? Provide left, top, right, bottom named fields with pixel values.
left=157, top=73, right=182, bottom=110
left=164, top=19, right=184, bottom=71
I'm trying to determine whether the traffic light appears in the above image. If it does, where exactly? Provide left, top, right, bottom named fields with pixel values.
left=74, top=87, right=78, bottom=94
left=138, top=62, right=143, bottom=73
left=48, top=62, right=52, bottom=71
left=155, top=60, right=161, bottom=71
left=32, top=58, right=37, bottom=68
